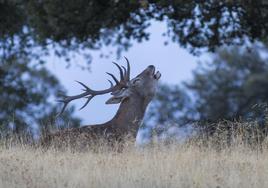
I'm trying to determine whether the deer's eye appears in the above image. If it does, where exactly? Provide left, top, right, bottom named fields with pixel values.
left=133, top=78, right=141, bottom=85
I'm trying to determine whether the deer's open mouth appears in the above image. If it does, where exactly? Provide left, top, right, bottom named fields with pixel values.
left=154, top=71, right=161, bottom=80
left=151, top=67, right=161, bottom=80
left=147, top=65, right=161, bottom=80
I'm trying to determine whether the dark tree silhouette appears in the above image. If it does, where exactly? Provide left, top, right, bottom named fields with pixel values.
left=0, top=53, right=81, bottom=137
left=1, top=0, right=268, bottom=61
left=148, top=45, right=268, bottom=126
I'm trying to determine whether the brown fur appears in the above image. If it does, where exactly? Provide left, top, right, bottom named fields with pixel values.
left=41, top=63, right=161, bottom=150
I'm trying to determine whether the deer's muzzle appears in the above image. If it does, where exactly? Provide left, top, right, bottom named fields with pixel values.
left=154, top=71, right=161, bottom=80
left=147, top=65, right=161, bottom=80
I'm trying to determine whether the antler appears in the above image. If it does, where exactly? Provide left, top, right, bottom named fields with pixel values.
left=57, top=58, right=131, bottom=116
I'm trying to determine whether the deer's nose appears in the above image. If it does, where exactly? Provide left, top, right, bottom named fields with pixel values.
left=148, top=65, right=155, bottom=69
left=147, top=65, right=155, bottom=72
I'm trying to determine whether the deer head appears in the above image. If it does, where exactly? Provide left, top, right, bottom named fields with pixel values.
left=58, top=57, right=161, bottom=115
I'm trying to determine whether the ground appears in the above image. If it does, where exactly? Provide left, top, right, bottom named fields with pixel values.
left=0, top=142, right=268, bottom=188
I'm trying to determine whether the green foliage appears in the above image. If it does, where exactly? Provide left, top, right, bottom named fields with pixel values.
left=1, top=0, right=268, bottom=61
left=0, top=53, right=81, bottom=136
left=146, top=83, right=192, bottom=126
left=148, top=45, right=268, bottom=127
left=187, top=46, right=268, bottom=122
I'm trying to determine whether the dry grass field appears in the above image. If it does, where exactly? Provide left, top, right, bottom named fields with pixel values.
left=1, top=137, right=268, bottom=188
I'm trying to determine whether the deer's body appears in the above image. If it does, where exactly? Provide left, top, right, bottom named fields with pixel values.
left=41, top=58, right=161, bottom=149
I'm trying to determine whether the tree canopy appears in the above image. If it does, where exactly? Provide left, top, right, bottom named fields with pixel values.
left=145, top=84, right=192, bottom=126
left=148, top=45, right=268, bottom=127
left=1, top=0, right=268, bottom=62
left=0, top=53, right=81, bottom=137
left=187, top=46, right=268, bottom=123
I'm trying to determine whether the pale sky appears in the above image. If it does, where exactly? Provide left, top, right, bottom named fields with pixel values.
left=45, top=21, right=208, bottom=125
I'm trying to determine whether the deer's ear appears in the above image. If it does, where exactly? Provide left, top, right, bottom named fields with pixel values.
left=105, top=89, right=130, bottom=104
left=105, top=96, right=126, bottom=104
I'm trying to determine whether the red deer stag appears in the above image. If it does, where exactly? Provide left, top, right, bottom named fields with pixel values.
left=41, top=58, right=161, bottom=149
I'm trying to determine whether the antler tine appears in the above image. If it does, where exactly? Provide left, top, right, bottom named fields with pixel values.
left=121, top=65, right=127, bottom=78
left=124, top=56, right=130, bottom=81
left=113, top=62, right=124, bottom=80
left=106, top=72, right=119, bottom=84
left=56, top=97, right=73, bottom=116
left=76, top=80, right=90, bottom=91
left=108, top=79, right=114, bottom=87
left=79, top=95, right=94, bottom=110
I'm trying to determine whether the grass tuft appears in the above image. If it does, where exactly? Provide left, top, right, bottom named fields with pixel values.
left=1, top=121, right=268, bottom=188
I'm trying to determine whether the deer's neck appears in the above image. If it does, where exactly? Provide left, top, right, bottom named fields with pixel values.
left=110, top=95, right=151, bottom=136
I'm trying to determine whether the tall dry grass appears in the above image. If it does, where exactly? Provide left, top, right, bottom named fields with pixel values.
left=1, top=134, right=268, bottom=188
